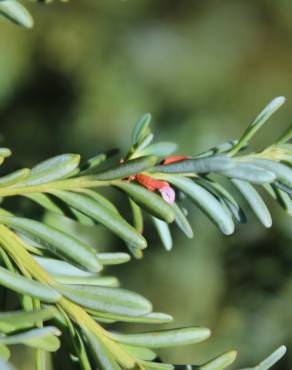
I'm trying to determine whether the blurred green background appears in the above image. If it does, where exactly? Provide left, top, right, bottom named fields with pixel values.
left=1, top=0, right=292, bottom=369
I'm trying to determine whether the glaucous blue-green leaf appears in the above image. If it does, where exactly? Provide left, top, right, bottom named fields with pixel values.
left=153, top=157, right=234, bottom=174
left=152, top=217, right=172, bottom=251
left=0, top=327, right=61, bottom=352
left=111, top=327, right=211, bottom=348
left=251, top=159, right=292, bottom=188
left=172, top=203, right=193, bottom=238
left=121, top=344, right=157, bottom=361
left=52, top=190, right=147, bottom=249
left=0, top=307, right=57, bottom=333
left=90, top=310, right=173, bottom=324
left=0, top=215, right=102, bottom=272
left=162, top=175, right=234, bottom=235
left=231, top=179, right=272, bottom=228
left=199, top=351, right=237, bottom=370
left=0, top=0, right=33, bottom=28
left=18, top=154, right=80, bottom=185
left=139, top=142, right=178, bottom=157
left=97, top=252, right=131, bottom=265
left=59, top=284, right=152, bottom=317
left=220, top=163, right=276, bottom=184
left=0, top=266, right=61, bottom=303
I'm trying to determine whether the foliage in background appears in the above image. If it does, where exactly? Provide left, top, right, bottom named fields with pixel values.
left=1, top=1, right=292, bottom=369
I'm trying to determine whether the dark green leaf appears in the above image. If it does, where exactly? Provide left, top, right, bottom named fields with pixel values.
left=94, top=156, right=157, bottom=181
left=116, top=182, right=175, bottom=223
left=131, top=113, right=152, bottom=145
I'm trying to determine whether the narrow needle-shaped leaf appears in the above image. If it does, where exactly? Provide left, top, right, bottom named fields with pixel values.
left=200, top=351, right=237, bottom=370
left=94, top=156, right=157, bottom=181
left=153, top=157, right=234, bottom=174
left=0, top=327, right=61, bottom=352
left=131, top=113, right=152, bottom=145
left=152, top=217, right=173, bottom=251
left=0, top=215, right=102, bottom=272
left=111, top=327, right=211, bottom=348
left=172, top=203, right=193, bottom=238
left=230, top=97, right=285, bottom=156
left=251, top=159, right=292, bottom=188
left=220, top=163, right=276, bottom=184
left=231, top=179, right=272, bottom=228
left=162, top=176, right=234, bottom=235
left=0, top=0, right=33, bottom=28
left=139, top=142, right=178, bottom=157
left=0, top=266, right=61, bottom=303
left=51, top=190, right=147, bottom=249
left=0, top=169, right=30, bottom=187
left=116, top=182, right=175, bottom=223
left=59, top=284, right=152, bottom=317
left=17, top=154, right=80, bottom=185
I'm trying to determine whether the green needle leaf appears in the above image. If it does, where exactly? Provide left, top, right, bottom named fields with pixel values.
left=0, top=307, right=57, bottom=333
left=163, top=176, right=235, bottom=235
left=116, top=182, right=175, bottom=223
left=139, top=142, right=178, bottom=157
left=0, top=215, right=102, bottom=272
left=231, top=179, right=272, bottom=228
left=153, top=157, right=235, bottom=174
left=18, top=154, right=80, bottom=185
left=238, top=346, right=286, bottom=370
left=111, top=327, right=211, bottom=348
left=94, top=156, right=157, bottom=180
left=0, top=266, right=61, bottom=302
left=59, top=284, right=152, bottom=317
left=86, top=330, right=122, bottom=370
left=172, top=203, right=193, bottom=238
left=0, top=169, right=30, bottom=187
left=52, top=190, right=147, bottom=249
left=97, top=252, right=131, bottom=265
left=221, top=162, right=276, bottom=184
left=230, top=96, right=285, bottom=156
left=0, top=327, right=61, bottom=352
left=121, top=344, right=157, bottom=361
left=131, top=113, right=152, bottom=146
left=251, top=159, right=292, bottom=188
left=152, top=217, right=173, bottom=251
left=200, top=351, right=237, bottom=370
left=0, top=0, right=33, bottom=28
